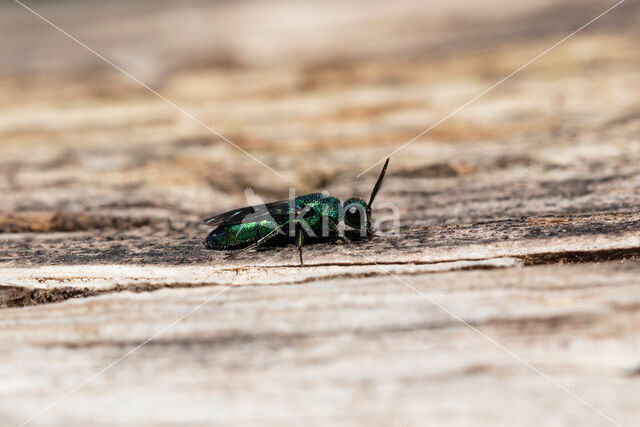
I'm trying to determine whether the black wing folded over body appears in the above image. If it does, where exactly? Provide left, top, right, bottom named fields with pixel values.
left=203, top=200, right=291, bottom=227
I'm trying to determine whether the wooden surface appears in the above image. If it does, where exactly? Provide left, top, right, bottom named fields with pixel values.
left=1, top=0, right=640, bottom=425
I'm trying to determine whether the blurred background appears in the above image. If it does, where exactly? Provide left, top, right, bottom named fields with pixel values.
left=2, top=0, right=639, bottom=234
left=0, top=0, right=640, bottom=229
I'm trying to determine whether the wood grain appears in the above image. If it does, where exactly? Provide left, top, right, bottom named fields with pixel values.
left=1, top=0, right=640, bottom=425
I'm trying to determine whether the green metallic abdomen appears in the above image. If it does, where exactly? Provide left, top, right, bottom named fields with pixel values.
left=205, top=220, right=280, bottom=249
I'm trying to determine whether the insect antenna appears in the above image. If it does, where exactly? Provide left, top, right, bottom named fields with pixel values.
left=367, top=158, right=390, bottom=209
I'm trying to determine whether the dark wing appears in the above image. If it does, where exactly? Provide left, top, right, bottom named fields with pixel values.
left=203, top=200, right=291, bottom=227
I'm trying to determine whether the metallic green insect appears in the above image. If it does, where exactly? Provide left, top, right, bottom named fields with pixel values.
left=204, top=158, right=390, bottom=266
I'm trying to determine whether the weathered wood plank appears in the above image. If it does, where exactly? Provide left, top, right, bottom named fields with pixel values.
left=2, top=263, right=640, bottom=426
left=1, top=0, right=640, bottom=425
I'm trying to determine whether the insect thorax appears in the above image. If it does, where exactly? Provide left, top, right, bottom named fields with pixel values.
left=291, top=194, right=340, bottom=231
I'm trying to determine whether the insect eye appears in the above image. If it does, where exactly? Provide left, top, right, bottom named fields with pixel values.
left=345, top=205, right=362, bottom=227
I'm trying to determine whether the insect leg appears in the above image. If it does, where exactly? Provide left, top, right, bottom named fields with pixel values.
left=295, top=224, right=305, bottom=266
left=328, top=219, right=352, bottom=243
left=242, top=221, right=290, bottom=251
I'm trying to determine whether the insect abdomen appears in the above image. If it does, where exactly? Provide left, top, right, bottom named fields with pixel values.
left=205, top=220, right=279, bottom=249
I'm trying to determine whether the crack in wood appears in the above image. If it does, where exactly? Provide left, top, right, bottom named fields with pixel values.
left=3, top=244, right=640, bottom=309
